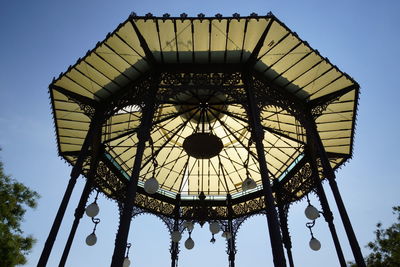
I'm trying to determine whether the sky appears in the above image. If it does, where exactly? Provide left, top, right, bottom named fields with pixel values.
left=0, top=0, right=399, bottom=266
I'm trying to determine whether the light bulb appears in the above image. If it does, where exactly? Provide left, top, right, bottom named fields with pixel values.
left=209, top=222, right=220, bottom=234
left=185, top=237, right=195, bottom=250
left=85, top=233, right=97, bottom=246
left=222, top=231, right=232, bottom=240
left=171, top=231, right=182, bottom=243
left=242, top=177, right=257, bottom=191
left=305, top=204, right=320, bottom=220
left=183, top=221, right=194, bottom=231
left=309, top=237, right=321, bottom=251
left=85, top=202, right=99, bottom=218
left=123, top=257, right=131, bottom=267
left=144, top=177, right=159, bottom=194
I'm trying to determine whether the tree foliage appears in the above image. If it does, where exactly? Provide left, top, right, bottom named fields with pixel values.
left=0, top=156, right=40, bottom=266
left=349, top=206, right=400, bottom=267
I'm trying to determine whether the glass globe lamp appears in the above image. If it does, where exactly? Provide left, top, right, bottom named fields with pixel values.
left=85, top=233, right=97, bottom=246
left=171, top=231, right=182, bottom=243
left=309, top=237, right=321, bottom=251
left=305, top=204, right=320, bottom=220
left=242, top=177, right=257, bottom=191
left=209, top=222, right=220, bottom=234
left=144, top=177, right=159, bottom=194
left=85, top=202, right=99, bottom=218
left=183, top=221, right=194, bottom=231
left=222, top=231, right=232, bottom=240
left=185, top=237, right=195, bottom=250
left=123, top=257, right=131, bottom=267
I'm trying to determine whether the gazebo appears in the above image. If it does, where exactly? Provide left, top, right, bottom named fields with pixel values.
left=39, top=12, right=365, bottom=267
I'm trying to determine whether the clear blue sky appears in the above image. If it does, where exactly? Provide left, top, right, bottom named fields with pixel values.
left=1, top=1, right=399, bottom=266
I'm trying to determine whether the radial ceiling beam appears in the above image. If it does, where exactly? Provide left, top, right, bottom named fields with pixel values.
left=51, top=85, right=99, bottom=108
left=246, top=17, right=274, bottom=67
left=210, top=106, right=306, bottom=145
left=308, top=84, right=358, bottom=109
left=61, top=151, right=83, bottom=157
left=251, top=70, right=308, bottom=118
left=326, top=152, right=351, bottom=159
left=130, top=20, right=157, bottom=65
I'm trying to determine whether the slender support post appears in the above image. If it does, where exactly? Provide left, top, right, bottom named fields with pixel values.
left=110, top=80, right=158, bottom=267
left=171, top=195, right=181, bottom=267
left=273, top=180, right=294, bottom=267
left=243, top=73, right=287, bottom=267
left=305, top=115, right=366, bottom=267
left=58, top=181, right=92, bottom=267
left=58, top=132, right=103, bottom=266
left=170, top=242, right=178, bottom=267
left=226, top=195, right=236, bottom=267
left=277, top=204, right=294, bottom=267
left=227, top=219, right=236, bottom=267
left=38, top=110, right=103, bottom=267
left=306, top=149, right=347, bottom=267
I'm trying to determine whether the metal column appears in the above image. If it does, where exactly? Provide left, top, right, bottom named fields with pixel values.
left=171, top=195, right=181, bottom=267
left=226, top=195, right=236, bottom=267
left=305, top=115, right=366, bottom=267
left=306, top=147, right=347, bottom=266
left=38, top=110, right=103, bottom=267
left=243, top=73, right=287, bottom=267
left=227, top=219, right=236, bottom=267
left=58, top=132, right=104, bottom=266
left=110, top=81, right=158, bottom=267
left=277, top=204, right=294, bottom=267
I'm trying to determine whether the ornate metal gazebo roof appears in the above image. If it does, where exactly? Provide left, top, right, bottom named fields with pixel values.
left=49, top=12, right=359, bottom=220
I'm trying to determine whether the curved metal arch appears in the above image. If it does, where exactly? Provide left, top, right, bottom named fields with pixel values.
left=231, top=211, right=267, bottom=239
left=128, top=205, right=176, bottom=234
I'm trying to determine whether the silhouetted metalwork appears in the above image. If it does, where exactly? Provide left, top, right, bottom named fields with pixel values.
left=42, top=13, right=364, bottom=267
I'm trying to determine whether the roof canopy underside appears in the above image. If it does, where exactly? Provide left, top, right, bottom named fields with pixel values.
left=50, top=14, right=359, bottom=200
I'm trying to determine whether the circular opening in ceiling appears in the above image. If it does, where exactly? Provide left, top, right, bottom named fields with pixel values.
left=183, top=132, right=223, bottom=159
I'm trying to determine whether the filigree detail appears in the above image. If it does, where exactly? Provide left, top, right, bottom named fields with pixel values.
left=157, top=72, right=246, bottom=107
left=90, top=160, right=175, bottom=217
left=310, top=96, right=340, bottom=119
left=67, top=96, right=96, bottom=118
left=232, top=196, right=266, bottom=217
left=92, top=160, right=126, bottom=198
left=104, top=75, right=159, bottom=118
left=249, top=76, right=307, bottom=124
left=160, top=72, right=242, bottom=87
left=279, top=161, right=320, bottom=204
left=134, top=193, right=175, bottom=216
left=181, top=205, right=228, bottom=223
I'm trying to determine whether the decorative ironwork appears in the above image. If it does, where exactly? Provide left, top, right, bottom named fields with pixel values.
left=45, top=13, right=362, bottom=267
left=104, top=75, right=160, bottom=118
left=158, top=72, right=243, bottom=103
left=232, top=196, right=265, bottom=217
left=92, top=161, right=125, bottom=198
left=310, top=96, right=341, bottom=119
left=282, top=163, right=313, bottom=202
left=181, top=199, right=228, bottom=223
left=134, top=194, right=175, bottom=216
left=66, top=96, right=96, bottom=118
left=60, top=40, right=350, bottom=225
left=249, top=76, right=307, bottom=123
left=87, top=154, right=324, bottom=221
